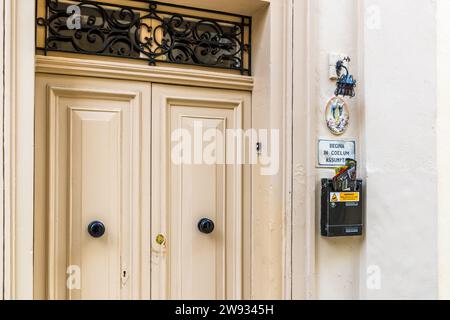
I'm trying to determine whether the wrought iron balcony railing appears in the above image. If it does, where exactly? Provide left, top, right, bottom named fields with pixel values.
left=36, top=0, right=252, bottom=75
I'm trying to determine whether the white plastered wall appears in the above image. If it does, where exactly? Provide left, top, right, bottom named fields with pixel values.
left=437, top=0, right=450, bottom=300
left=360, top=0, right=438, bottom=300
left=292, top=0, right=440, bottom=300
left=292, top=0, right=363, bottom=300
left=313, top=0, right=362, bottom=300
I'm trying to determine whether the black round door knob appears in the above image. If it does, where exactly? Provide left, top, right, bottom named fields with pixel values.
left=198, top=218, right=215, bottom=234
left=88, top=221, right=106, bottom=238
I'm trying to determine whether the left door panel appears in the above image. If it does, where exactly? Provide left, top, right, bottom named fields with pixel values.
left=35, top=75, right=151, bottom=300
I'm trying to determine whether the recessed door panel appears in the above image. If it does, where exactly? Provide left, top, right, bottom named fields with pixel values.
left=34, top=75, right=151, bottom=300
left=151, top=84, right=251, bottom=300
left=175, top=110, right=229, bottom=300
left=69, top=108, right=122, bottom=300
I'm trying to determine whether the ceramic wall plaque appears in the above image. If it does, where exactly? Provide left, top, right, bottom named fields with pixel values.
left=325, top=96, right=350, bottom=135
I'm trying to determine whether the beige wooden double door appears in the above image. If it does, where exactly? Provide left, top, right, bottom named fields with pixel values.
left=35, top=75, right=251, bottom=300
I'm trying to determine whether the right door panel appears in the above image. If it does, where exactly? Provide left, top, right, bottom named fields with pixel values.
left=151, top=84, right=251, bottom=300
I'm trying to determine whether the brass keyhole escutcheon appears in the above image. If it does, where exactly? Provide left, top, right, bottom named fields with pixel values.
left=156, top=234, right=166, bottom=245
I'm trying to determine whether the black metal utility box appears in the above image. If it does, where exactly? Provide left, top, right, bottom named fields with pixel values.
left=321, top=179, right=363, bottom=237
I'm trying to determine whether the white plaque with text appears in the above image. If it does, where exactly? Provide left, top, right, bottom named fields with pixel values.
left=317, top=139, right=356, bottom=167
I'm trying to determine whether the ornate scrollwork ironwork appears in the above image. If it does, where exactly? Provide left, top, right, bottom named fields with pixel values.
left=36, top=0, right=252, bottom=75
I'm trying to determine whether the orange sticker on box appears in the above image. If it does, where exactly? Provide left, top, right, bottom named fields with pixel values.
left=330, top=192, right=360, bottom=202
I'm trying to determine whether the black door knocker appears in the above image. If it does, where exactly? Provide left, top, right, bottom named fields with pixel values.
left=88, top=221, right=106, bottom=238
left=198, top=218, right=215, bottom=234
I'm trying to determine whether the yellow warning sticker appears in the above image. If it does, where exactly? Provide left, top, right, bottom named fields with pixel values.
left=330, top=192, right=360, bottom=202
left=331, top=193, right=339, bottom=202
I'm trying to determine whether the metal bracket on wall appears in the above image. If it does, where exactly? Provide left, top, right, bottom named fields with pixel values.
left=334, top=57, right=356, bottom=98
left=329, top=53, right=348, bottom=80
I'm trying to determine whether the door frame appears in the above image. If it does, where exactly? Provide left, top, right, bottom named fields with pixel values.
left=2, top=0, right=315, bottom=299
left=2, top=0, right=36, bottom=299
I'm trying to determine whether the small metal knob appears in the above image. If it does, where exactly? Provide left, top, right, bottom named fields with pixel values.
left=198, top=218, right=215, bottom=234
left=88, top=221, right=106, bottom=238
